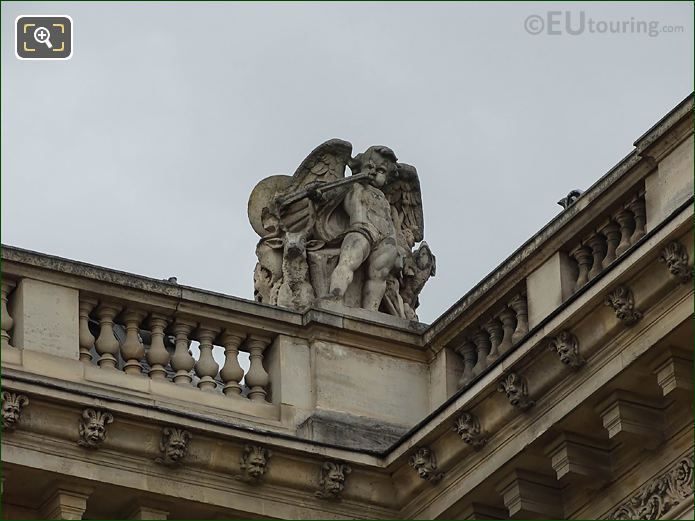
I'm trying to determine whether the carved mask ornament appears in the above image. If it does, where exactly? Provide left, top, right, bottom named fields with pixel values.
left=316, top=461, right=351, bottom=499
left=77, top=408, right=114, bottom=448
left=408, top=447, right=444, bottom=484
left=238, top=444, right=271, bottom=483
left=156, top=427, right=192, bottom=466
left=1, top=391, right=29, bottom=430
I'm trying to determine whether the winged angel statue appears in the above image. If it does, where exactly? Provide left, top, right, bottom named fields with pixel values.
left=247, top=139, right=435, bottom=321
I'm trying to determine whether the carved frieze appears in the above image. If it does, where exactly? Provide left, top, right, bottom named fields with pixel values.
left=237, top=444, right=271, bottom=484
left=658, top=241, right=692, bottom=282
left=77, top=408, right=114, bottom=449
left=607, top=453, right=694, bottom=519
left=452, top=412, right=487, bottom=449
left=497, top=372, right=535, bottom=411
left=155, top=427, right=192, bottom=467
left=316, top=461, right=351, bottom=499
left=605, top=286, right=642, bottom=326
left=1, top=391, right=29, bottom=430
left=409, top=447, right=444, bottom=484
left=546, top=330, right=584, bottom=368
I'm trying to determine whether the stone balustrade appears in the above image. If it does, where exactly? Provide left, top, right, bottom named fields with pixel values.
left=568, top=188, right=646, bottom=293
left=453, top=291, right=529, bottom=388
left=1, top=274, right=274, bottom=406
left=78, top=297, right=273, bottom=401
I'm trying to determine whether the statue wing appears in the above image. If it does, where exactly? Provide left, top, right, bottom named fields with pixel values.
left=383, top=163, right=425, bottom=243
left=291, top=139, right=352, bottom=186
left=282, top=139, right=353, bottom=240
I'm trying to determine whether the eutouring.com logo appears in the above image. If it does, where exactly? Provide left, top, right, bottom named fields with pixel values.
left=16, top=15, right=73, bottom=60
left=524, top=11, right=685, bottom=37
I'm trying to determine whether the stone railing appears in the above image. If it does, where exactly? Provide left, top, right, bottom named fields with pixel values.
left=443, top=183, right=656, bottom=396
left=567, top=186, right=646, bottom=293
left=1, top=271, right=280, bottom=411
left=428, top=93, right=692, bottom=404
left=76, top=296, right=272, bottom=401
left=452, top=290, right=528, bottom=388
left=0, top=248, right=429, bottom=438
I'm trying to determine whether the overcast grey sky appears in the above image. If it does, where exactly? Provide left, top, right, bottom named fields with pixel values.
left=2, top=2, right=693, bottom=324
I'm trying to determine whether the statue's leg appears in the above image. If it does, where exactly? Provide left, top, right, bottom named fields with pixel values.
left=329, top=233, right=370, bottom=299
left=363, top=240, right=398, bottom=311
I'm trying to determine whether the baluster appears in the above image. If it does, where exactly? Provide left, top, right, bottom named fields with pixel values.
left=627, top=194, right=646, bottom=244
left=1, top=280, right=16, bottom=349
left=509, top=293, right=529, bottom=344
left=220, top=329, right=247, bottom=396
left=120, top=309, right=146, bottom=375
left=569, top=244, right=592, bottom=291
left=483, top=319, right=503, bottom=365
left=599, top=220, right=621, bottom=268
left=454, top=338, right=477, bottom=387
left=497, top=308, right=516, bottom=356
left=614, top=208, right=635, bottom=256
left=95, top=304, right=122, bottom=369
left=471, top=329, right=491, bottom=376
left=171, top=320, right=196, bottom=385
left=245, top=334, right=271, bottom=402
left=78, top=298, right=98, bottom=362
left=586, top=233, right=607, bottom=280
left=195, top=326, right=221, bottom=391
left=146, top=314, right=170, bottom=380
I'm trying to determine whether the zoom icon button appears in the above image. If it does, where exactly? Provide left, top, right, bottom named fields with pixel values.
left=16, top=15, right=72, bottom=60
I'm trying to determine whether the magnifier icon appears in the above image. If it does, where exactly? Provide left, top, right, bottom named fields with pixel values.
left=33, top=26, right=53, bottom=49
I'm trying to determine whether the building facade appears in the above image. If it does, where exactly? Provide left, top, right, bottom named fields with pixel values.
left=1, top=94, right=693, bottom=519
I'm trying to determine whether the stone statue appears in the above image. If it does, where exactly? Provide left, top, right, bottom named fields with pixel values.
left=248, top=139, right=434, bottom=320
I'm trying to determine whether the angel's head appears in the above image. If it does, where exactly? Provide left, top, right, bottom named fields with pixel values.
left=350, top=146, right=398, bottom=187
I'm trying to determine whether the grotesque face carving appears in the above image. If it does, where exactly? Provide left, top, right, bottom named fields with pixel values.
left=77, top=408, right=113, bottom=448
left=452, top=412, right=486, bottom=449
left=549, top=331, right=580, bottom=366
left=658, top=241, right=692, bottom=281
left=503, top=375, right=522, bottom=406
left=157, top=427, right=192, bottom=465
left=1, top=392, right=29, bottom=430
left=316, top=461, right=351, bottom=498
left=325, top=465, right=345, bottom=492
left=239, top=444, right=271, bottom=482
left=408, top=447, right=443, bottom=483
left=556, top=339, right=572, bottom=365
left=497, top=372, right=535, bottom=411
left=605, top=286, right=642, bottom=325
